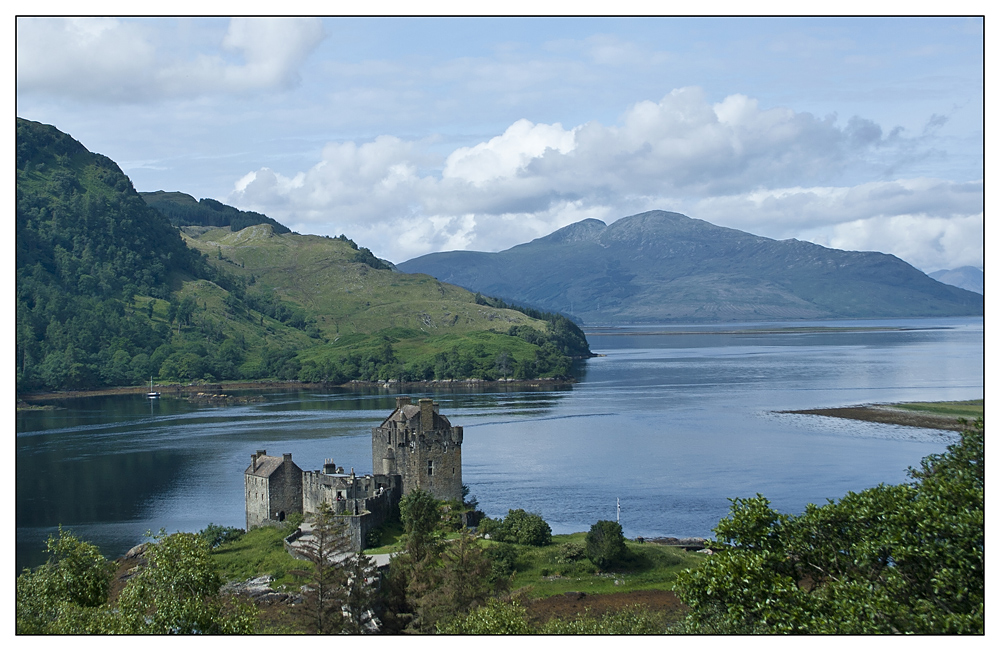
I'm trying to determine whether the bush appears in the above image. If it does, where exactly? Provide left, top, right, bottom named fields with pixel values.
left=555, top=542, right=586, bottom=564
left=482, top=509, right=552, bottom=546
left=485, top=542, right=519, bottom=585
left=585, top=520, right=627, bottom=570
left=199, top=523, right=245, bottom=549
left=673, top=419, right=984, bottom=634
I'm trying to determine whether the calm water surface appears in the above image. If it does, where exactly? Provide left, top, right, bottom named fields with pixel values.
left=16, top=317, right=983, bottom=571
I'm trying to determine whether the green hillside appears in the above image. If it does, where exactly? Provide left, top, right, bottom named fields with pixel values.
left=15, top=118, right=589, bottom=392
left=178, top=225, right=587, bottom=383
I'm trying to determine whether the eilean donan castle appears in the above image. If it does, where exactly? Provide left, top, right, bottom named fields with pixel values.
left=245, top=397, right=463, bottom=550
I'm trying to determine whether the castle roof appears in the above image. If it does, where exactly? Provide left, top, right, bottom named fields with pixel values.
left=246, top=454, right=294, bottom=478
left=379, top=403, right=452, bottom=429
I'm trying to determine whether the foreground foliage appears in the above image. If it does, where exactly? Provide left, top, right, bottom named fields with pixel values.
left=383, top=489, right=501, bottom=633
left=438, top=599, right=667, bottom=634
left=290, top=503, right=380, bottom=634
left=16, top=528, right=257, bottom=634
left=674, top=418, right=984, bottom=634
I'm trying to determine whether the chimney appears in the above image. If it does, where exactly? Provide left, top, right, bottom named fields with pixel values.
left=324, top=458, right=337, bottom=474
left=419, top=398, right=434, bottom=431
left=283, top=453, right=292, bottom=464
left=396, top=396, right=411, bottom=410
left=252, top=449, right=266, bottom=471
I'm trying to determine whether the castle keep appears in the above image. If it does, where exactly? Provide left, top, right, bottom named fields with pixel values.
left=373, top=397, right=464, bottom=502
left=245, top=397, right=463, bottom=550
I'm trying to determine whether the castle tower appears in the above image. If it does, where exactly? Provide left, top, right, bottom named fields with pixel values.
left=245, top=450, right=303, bottom=530
left=372, top=396, right=463, bottom=502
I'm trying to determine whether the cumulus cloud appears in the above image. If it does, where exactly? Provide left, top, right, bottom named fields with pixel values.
left=808, top=213, right=983, bottom=272
left=228, top=87, right=982, bottom=270
left=16, top=17, right=325, bottom=101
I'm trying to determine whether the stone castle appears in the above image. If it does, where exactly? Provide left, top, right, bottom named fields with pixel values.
left=245, top=397, right=464, bottom=550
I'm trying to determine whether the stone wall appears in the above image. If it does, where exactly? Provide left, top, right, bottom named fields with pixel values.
left=268, top=454, right=303, bottom=523
left=245, top=472, right=271, bottom=530
left=398, top=432, right=463, bottom=502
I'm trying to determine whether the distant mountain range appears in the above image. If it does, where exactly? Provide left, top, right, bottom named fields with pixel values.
left=928, top=267, right=983, bottom=295
left=399, top=211, right=984, bottom=324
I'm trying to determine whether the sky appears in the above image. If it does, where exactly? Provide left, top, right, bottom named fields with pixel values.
left=15, top=14, right=985, bottom=272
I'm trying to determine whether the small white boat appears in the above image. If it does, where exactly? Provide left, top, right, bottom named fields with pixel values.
left=147, top=377, right=160, bottom=399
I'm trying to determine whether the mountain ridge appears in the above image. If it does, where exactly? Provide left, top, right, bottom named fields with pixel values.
left=398, top=210, right=983, bottom=324
left=929, top=266, right=984, bottom=295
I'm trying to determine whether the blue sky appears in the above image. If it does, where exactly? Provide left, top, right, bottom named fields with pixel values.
left=15, top=15, right=984, bottom=271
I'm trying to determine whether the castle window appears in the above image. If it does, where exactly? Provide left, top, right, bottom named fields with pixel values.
left=427, top=460, right=434, bottom=476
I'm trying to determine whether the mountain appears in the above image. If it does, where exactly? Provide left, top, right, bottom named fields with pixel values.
left=928, top=267, right=983, bottom=295
left=140, top=190, right=292, bottom=234
left=16, top=118, right=588, bottom=392
left=398, top=211, right=984, bottom=324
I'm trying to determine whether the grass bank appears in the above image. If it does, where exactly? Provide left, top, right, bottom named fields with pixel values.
left=892, top=399, right=983, bottom=419
left=783, top=398, right=982, bottom=432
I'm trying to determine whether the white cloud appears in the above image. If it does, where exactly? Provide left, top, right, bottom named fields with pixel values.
left=808, top=213, right=984, bottom=273
left=228, top=87, right=982, bottom=269
left=16, top=17, right=325, bottom=102
left=443, top=119, right=576, bottom=185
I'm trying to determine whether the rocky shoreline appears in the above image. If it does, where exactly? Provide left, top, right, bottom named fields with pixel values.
left=16, top=377, right=575, bottom=405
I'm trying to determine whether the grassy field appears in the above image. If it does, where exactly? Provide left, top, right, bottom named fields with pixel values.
left=892, top=399, right=983, bottom=419
left=210, top=516, right=310, bottom=592
left=182, top=226, right=546, bottom=340
left=504, top=533, right=704, bottom=600
left=213, top=522, right=704, bottom=602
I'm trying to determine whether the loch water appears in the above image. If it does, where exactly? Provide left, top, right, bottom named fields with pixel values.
left=16, top=317, right=983, bottom=572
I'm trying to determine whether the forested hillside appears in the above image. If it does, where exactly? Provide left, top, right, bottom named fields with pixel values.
left=16, top=118, right=212, bottom=389
left=15, top=118, right=589, bottom=393
left=140, top=190, right=291, bottom=234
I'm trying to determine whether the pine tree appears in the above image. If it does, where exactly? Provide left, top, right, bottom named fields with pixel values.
left=290, top=503, right=354, bottom=634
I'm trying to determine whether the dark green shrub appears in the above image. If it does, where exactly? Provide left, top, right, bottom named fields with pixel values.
left=585, top=520, right=627, bottom=570
left=485, top=542, right=519, bottom=585
left=198, top=523, right=245, bottom=549
left=483, top=509, right=552, bottom=546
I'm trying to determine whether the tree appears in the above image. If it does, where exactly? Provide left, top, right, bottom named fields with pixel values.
left=399, top=489, right=443, bottom=562
left=673, top=419, right=984, bottom=634
left=390, top=490, right=507, bottom=632
left=413, top=530, right=495, bottom=630
left=16, top=528, right=114, bottom=634
left=480, top=508, right=552, bottom=546
left=494, top=350, right=512, bottom=380
left=585, top=520, right=627, bottom=570
left=115, top=530, right=258, bottom=634
left=342, top=552, right=381, bottom=634
left=289, top=503, right=354, bottom=634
